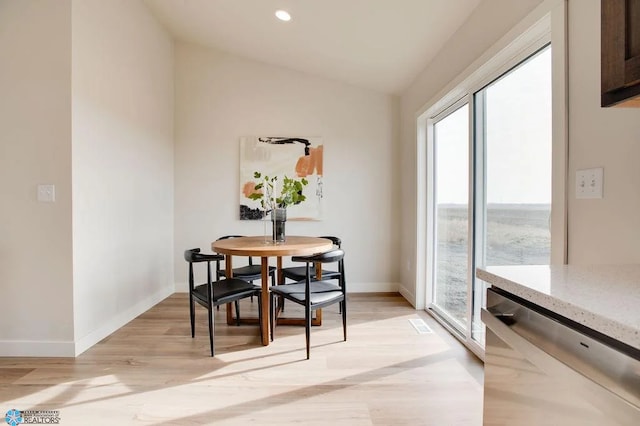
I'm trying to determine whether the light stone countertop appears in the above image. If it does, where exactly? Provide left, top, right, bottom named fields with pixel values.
left=476, top=264, right=640, bottom=352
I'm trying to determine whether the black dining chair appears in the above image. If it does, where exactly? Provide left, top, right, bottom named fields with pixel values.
left=269, top=248, right=346, bottom=359
left=184, top=248, right=262, bottom=356
left=280, top=236, right=342, bottom=312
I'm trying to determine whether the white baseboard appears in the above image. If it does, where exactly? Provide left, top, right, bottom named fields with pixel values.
left=348, top=281, right=399, bottom=293
left=0, top=340, right=76, bottom=357
left=73, top=285, right=174, bottom=356
left=0, top=286, right=174, bottom=357
left=398, top=285, right=417, bottom=307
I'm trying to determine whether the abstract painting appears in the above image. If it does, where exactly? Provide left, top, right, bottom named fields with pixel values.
left=239, top=136, right=324, bottom=220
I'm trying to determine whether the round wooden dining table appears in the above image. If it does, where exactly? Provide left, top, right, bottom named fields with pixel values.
left=212, top=236, right=333, bottom=346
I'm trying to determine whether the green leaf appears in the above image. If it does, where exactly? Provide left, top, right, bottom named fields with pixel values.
left=245, top=171, right=309, bottom=208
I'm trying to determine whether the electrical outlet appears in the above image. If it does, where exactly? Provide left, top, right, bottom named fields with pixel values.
left=576, top=168, right=603, bottom=199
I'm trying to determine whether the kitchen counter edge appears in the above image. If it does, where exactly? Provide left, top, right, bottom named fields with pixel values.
left=476, top=264, right=640, bottom=352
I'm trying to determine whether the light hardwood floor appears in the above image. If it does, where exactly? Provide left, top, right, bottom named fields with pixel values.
left=0, top=293, right=483, bottom=425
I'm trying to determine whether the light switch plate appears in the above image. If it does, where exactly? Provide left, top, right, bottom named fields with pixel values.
left=576, top=168, right=603, bottom=199
left=37, top=184, right=56, bottom=202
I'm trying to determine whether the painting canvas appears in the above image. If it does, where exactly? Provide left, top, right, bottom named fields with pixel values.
left=239, top=136, right=323, bottom=220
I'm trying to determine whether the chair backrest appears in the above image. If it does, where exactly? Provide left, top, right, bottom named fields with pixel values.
left=318, top=236, right=341, bottom=248
left=216, top=235, right=244, bottom=241
left=292, top=248, right=344, bottom=264
left=293, top=248, right=345, bottom=284
left=184, top=247, right=201, bottom=263
left=184, top=247, right=224, bottom=263
left=184, top=248, right=224, bottom=291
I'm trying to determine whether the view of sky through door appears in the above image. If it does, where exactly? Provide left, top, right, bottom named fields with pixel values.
left=472, top=45, right=552, bottom=345
left=482, top=46, right=552, bottom=267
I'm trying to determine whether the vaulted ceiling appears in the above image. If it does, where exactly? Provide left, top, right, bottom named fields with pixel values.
left=143, top=0, right=482, bottom=95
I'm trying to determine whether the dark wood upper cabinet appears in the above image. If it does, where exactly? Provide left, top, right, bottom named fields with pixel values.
left=601, top=0, right=640, bottom=107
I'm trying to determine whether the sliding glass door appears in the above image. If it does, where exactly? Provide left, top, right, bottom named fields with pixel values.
left=426, top=44, right=553, bottom=349
left=431, top=103, right=469, bottom=332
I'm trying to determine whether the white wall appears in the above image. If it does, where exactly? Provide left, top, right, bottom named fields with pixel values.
left=567, top=0, right=640, bottom=264
left=174, top=43, right=400, bottom=293
left=399, top=0, right=545, bottom=305
left=0, top=0, right=75, bottom=356
left=71, top=0, right=174, bottom=355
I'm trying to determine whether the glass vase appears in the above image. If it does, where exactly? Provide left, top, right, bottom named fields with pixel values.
left=271, top=208, right=287, bottom=243
left=262, top=208, right=270, bottom=244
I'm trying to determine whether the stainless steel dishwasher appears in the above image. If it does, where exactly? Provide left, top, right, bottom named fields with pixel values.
left=481, top=287, right=640, bottom=425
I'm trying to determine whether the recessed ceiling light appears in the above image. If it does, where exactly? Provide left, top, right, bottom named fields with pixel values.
left=275, top=10, right=291, bottom=22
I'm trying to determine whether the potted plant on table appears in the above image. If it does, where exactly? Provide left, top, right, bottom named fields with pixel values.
left=246, top=172, right=308, bottom=242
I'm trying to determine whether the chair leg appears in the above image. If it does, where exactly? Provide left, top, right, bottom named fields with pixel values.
left=269, top=292, right=275, bottom=342
left=342, top=297, right=347, bottom=341
left=273, top=274, right=282, bottom=311
left=305, top=306, right=311, bottom=360
left=256, top=291, right=263, bottom=343
left=189, top=296, right=195, bottom=338
left=208, top=306, right=215, bottom=357
left=235, top=300, right=241, bottom=326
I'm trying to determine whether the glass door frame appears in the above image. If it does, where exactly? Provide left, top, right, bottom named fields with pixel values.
left=426, top=97, right=474, bottom=337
